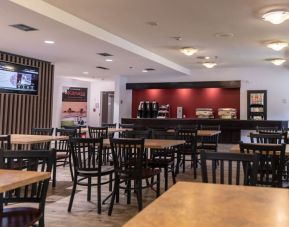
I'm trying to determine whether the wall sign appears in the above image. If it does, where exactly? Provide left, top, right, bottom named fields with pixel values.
left=61, top=87, right=88, bottom=127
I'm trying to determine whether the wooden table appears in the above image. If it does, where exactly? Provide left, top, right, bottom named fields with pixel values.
left=10, top=134, right=68, bottom=145
left=103, top=139, right=186, bottom=149
left=124, top=182, right=289, bottom=227
left=230, top=143, right=289, bottom=156
left=167, top=129, right=221, bottom=137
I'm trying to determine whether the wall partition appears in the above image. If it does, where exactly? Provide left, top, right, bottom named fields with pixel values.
left=0, top=51, right=54, bottom=134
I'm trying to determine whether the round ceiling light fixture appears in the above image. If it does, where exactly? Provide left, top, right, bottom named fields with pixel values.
left=214, top=33, right=234, bottom=38
left=180, top=47, right=198, bottom=56
left=266, top=41, right=288, bottom=51
left=203, top=62, right=217, bottom=68
left=262, top=10, right=289, bottom=24
left=269, top=58, right=286, bottom=66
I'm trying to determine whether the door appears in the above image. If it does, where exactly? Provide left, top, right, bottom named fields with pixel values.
left=101, top=91, right=114, bottom=124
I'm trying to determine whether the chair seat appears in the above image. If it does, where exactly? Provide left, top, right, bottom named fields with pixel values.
left=148, top=159, right=174, bottom=168
left=0, top=207, right=41, bottom=227
left=78, top=166, right=114, bottom=176
left=118, top=168, right=160, bottom=180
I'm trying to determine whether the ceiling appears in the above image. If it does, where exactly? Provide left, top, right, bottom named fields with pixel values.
left=3, top=0, right=289, bottom=80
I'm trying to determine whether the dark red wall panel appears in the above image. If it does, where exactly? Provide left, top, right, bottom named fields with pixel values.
left=132, top=88, right=240, bottom=118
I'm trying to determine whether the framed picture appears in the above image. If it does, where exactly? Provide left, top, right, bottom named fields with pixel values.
left=247, top=90, right=267, bottom=120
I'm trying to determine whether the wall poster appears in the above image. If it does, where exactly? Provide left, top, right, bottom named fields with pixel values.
left=61, top=87, right=87, bottom=127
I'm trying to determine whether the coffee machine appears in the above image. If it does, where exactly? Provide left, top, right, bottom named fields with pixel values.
left=137, top=101, right=145, bottom=118
left=152, top=101, right=159, bottom=118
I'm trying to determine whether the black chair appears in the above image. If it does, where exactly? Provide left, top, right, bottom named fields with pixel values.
left=0, top=149, right=54, bottom=227
left=249, top=132, right=286, bottom=144
left=176, top=129, right=198, bottom=178
left=108, top=138, right=160, bottom=215
left=31, top=128, right=54, bottom=150
left=256, top=126, right=279, bottom=132
left=201, top=151, right=259, bottom=185
left=68, top=138, right=114, bottom=214
left=240, top=142, right=286, bottom=187
left=54, top=128, right=77, bottom=182
left=63, top=125, right=84, bottom=138
left=102, top=123, right=117, bottom=128
left=198, top=125, right=220, bottom=152
left=149, top=131, right=177, bottom=190
left=88, top=126, right=108, bottom=139
left=0, top=135, right=11, bottom=150
left=122, top=130, right=151, bottom=139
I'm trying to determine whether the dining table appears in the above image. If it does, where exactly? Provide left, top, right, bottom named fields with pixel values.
left=0, top=169, right=51, bottom=211
left=124, top=182, right=289, bottom=227
left=10, top=134, right=68, bottom=145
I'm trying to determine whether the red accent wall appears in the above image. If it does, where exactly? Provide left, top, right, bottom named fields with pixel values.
left=132, top=88, right=240, bottom=118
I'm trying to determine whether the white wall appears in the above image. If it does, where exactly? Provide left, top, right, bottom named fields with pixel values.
left=52, top=77, right=114, bottom=128
left=119, top=66, right=289, bottom=121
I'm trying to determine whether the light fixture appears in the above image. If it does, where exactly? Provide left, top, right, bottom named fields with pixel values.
left=105, top=59, right=113, bottom=62
left=270, top=58, right=286, bottom=66
left=203, top=62, right=217, bottom=68
left=180, top=47, right=198, bottom=56
left=266, top=41, right=288, bottom=51
left=262, top=10, right=289, bottom=24
left=142, top=70, right=148, bottom=73
left=44, top=40, right=55, bottom=44
left=83, top=72, right=89, bottom=74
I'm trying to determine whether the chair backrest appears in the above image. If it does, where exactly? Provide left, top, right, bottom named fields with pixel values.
left=239, top=142, right=286, bottom=187
left=109, top=138, right=145, bottom=179
left=55, top=128, right=76, bottom=152
left=70, top=138, right=103, bottom=172
left=176, top=128, right=198, bottom=153
left=151, top=131, right=177, bottom=160
left=63, top=126, right=83, bottom=137
left=0, top=149, right=54, bottom=208
left=123, top=130, right=151, bottom=139
left=201, top=151, right=259, bottom=186
left=88, top=126, right=108, bottom=139
left=200, top=125, right=221, bottom=144
left=256, top=126, right=279, bottom=133
left=102, top=123, right=117, bottom=128
left=31, top=128, right=54, bottom=150
left=0, top=135, right=11, bottom=150
left=249, top=132, right=286, bottom=144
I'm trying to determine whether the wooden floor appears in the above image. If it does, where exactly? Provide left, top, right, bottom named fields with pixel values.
left=42, top=144, right=232, bottom=227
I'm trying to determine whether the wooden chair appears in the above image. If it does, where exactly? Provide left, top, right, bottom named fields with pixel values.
left=54, top=128, right=77, bottom=182
left=201, top=151, right=259, bottom=185
left=102, top=123, right=117, bottom=128
left=149, top=131, right=177, bottom=190
left=108, top=138, right=160, bottom=215
left=249, top=132, right=286, bottom=144
left=63, top=125, right=84, bottom=138
left=176, top=129, right=198, bottom=178
left=88, top=126, right=109, bottom=139
left=198, top=125, right=220, bottom=152
left=0, top=135, right=11, bottom=150
left=31, top=128, right=54, bottom=150
left=256, top=126, right=279, bottom=132
left=0, top=149, right=54, bottom=227
left=240, top=142, right=286, bottom=187
left=68, top=138, right=114, bottom=214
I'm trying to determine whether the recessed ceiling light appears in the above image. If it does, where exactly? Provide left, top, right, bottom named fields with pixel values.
left=203, top=62, right=217, bottom=68
left=262, top=10, right=289, bottom=24
left=142, top=70, right=148, bottom=73
left=105, top=59, right=113, bottom=62
left=180, top=47, right=198, bottom=56
left=171, top=36, right=182, bottom=41
left=266, top=41, right=288, bottom=51
left=269, top=58, right=286, bottom=66
left=44, top=40, right=55, bottom=44
left=197, top=56, right=210, bottom=60
left=215, top=33, right=234, bottom=38
left=146, top=21, right=158, bottom=26
left=83, top=72, right=89, bottom=74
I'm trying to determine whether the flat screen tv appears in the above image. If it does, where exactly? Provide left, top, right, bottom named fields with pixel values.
left=0, top=61, right=39, bottom=95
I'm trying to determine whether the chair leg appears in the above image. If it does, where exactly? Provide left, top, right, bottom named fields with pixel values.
left=109, top=173, right=112, bottom=192
left=182, top=154, right=185, bottom=173
left=127, top=180, right=131, bottom=204
left=172, top=165, right=176, bottom=184
left=68, top=175, right=77, bottom=212
left=136, top=180, right=142, bottom=211
left=108, top=178, right=118, bottom=216
left=69, top=154, right=74, bottom=181
left=156, top=173, right=160, bottom=197
left=193, top=155, right=197, bottom=179
left=97, top=175, right=101, bottom=214
left=116, top=180, right=120, bottom=203
left=87, top=177, right=91, bottom=202
left=52, top=158, right=57, bottom=187
left=176, top=154, right=180, bottom=175
left=164, top=166, right=168, bottom=191
left=38, top=215, right=44, bottom=227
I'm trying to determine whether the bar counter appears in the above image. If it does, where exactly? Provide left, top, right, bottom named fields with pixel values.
left=121, top=118, right=288, bottom=143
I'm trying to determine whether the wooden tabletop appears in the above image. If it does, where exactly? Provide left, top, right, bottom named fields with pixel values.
left=11, top=134, right=68, bottom=145
left=103, top=138, right=186, bottom=149
left=230, top=143, right=289, bottom=155
left=124, top=182, right=289, bottom=227
left=167, top=129, right=221, bottom=137
left=0, top=169, right=51, bottom=193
